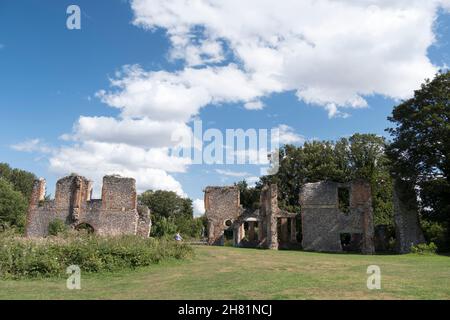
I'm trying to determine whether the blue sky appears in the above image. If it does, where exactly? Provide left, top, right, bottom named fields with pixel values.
left=1, top=1, right=449, bottom=215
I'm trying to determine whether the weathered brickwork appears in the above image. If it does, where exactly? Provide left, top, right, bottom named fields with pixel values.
left=258, top=184, right=279, bottom=249
left=204, top=180, right=432, bottom=254
left=300, top=181, right=375, bottom=254
left=204, top=186, right=241, bottom=245
left=393, top=179, right=425, bottom=253
left=25, top=174, right=151, bottom=238
left=137, top=205, right=152, bottom=238
left=204, top=184, right=298, bottom=249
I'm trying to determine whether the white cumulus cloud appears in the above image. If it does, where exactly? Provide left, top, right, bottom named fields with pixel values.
left=131, top=0, right=448, bottom=116
left=275, top=124, right=305, bottom=145
left=193, top=198, right=205, bottom=217
left=14, top=0, right=450, bottom=199
left=11, top=139, right=53, bottom=154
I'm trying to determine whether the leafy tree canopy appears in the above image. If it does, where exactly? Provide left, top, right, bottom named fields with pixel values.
left=139, top=190, right=193, bottom=219
left=0, top=162, right=36, bottom=200
left=253, top=133, right=394, bottom=225
left=0, top=178, right=28, bottom=231
left=387, top=71, right=450, bottom=229
left=139, top=190, right=203, bottom=238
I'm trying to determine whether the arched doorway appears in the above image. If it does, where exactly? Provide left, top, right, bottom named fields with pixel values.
left=75, top=222, right=95, bottom=234
left=223, top=219, right=234, bottom=246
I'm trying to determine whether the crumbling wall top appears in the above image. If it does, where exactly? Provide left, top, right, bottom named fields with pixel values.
left=54, top=174, right=92, bottom=208
left=300, top=181, right=340, bottom=206
left=101, top=175, right=137, bottom=210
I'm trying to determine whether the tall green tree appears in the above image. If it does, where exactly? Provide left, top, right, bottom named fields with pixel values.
left=0, top=179, right=28, bottom=231
left=345, top=134, right=393, bottom=226
left=138, top=190, right=202, bottom=238
left=235, top=180, right=261, bottom=210
left=0, top=163, right=36, bottom=200
left=258, top=134, right=393, bottom=225
left=0, top=163, right=36, bottom=232
left=139, top=190, right=193, bottom=219
left=387, top=71, right=450, bottom=243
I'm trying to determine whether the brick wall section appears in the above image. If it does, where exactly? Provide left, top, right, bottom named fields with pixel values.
left=393, top=179, right=425, bottom=253
left=137, top=205, right=152, bottom=237
left=204, top=184, right=296, bottom=249
left=351, top=180, right=375, bottom=254
left=101, top=175, right=137, bottom=210
left=203, top=179, right=423, bottom=255
left=26, top=179, right=58, bottom=237
left=300, top=181, right=375, bottom=254
left=54, top=175, right=91, bottom=210
left=259, top=184, right=279, bottom=249
left=204, top=186, right=241, bottom=245
left=25, top=174, right=151, bottom=238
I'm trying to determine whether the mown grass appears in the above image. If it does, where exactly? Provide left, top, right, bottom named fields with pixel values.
left=1, top=246, right=449, bottom=300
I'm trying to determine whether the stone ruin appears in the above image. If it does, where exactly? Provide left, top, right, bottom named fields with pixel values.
left=393, top=179, right=426, bottom=253
left=204, top=184, right=298, bottom=250
left=300, top=181, right=374, bottom=254
left=25, top=174, right=151, bottom=238
left=204, top=180, right=425, bottom=254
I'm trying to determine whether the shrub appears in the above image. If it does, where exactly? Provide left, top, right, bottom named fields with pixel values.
left=0, top=232, right=193, bottom=279
left=48, top=219, right=68, bottom=236
left=421, top=220, right=449, bottom=252
left=152, top=217, right=178, bottom=238
left=175, top=216, right=205, bottom=239
left=410, top=242, right=438, bottom=255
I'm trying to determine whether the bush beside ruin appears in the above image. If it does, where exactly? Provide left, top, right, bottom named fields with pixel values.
left=0, top=230, right=193, bottom=279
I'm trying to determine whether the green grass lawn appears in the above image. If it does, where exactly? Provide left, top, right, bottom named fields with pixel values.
left=1, top=246, right=450, bottom=300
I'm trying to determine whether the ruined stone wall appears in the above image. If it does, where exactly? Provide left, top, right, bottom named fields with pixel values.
left=204, top=184, right=298, bottom=249
left=300, top=182, right=342, bottom=252
left=137, top=205, right=152, bottom=238
left=259, top=184, right=279, bottom=249
left=26, top=178, right=69, bottom=237
left=101, top=175, right=136, bottom=210
left=25, top=174, right=150, bottom=238
left=393, top=180, right=425, bottom=253
left=202, top=178, right=426, bottom=255
left=300, top=181, right=375, bottom=254
left=351, top=180, right=375, bottom=254
left=204, top=186, right=241, bottom=245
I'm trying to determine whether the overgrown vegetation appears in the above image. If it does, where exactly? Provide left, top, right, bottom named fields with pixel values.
left=0, top=179, right=28, bottom=232
left=139, top=190, right=204, bottom=239
left=235, top=133, right=394, bottom=237
left=387, top=71, right=450, bottom=251
left=0, top=163, right=37, bottom=200
left=48, top=219, right=68, bottom=236
left=0, top=163, right=36, bottom=232
left=411, top=242, right=438, bottom=255
left=0, top=230, right=193, bottom=279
